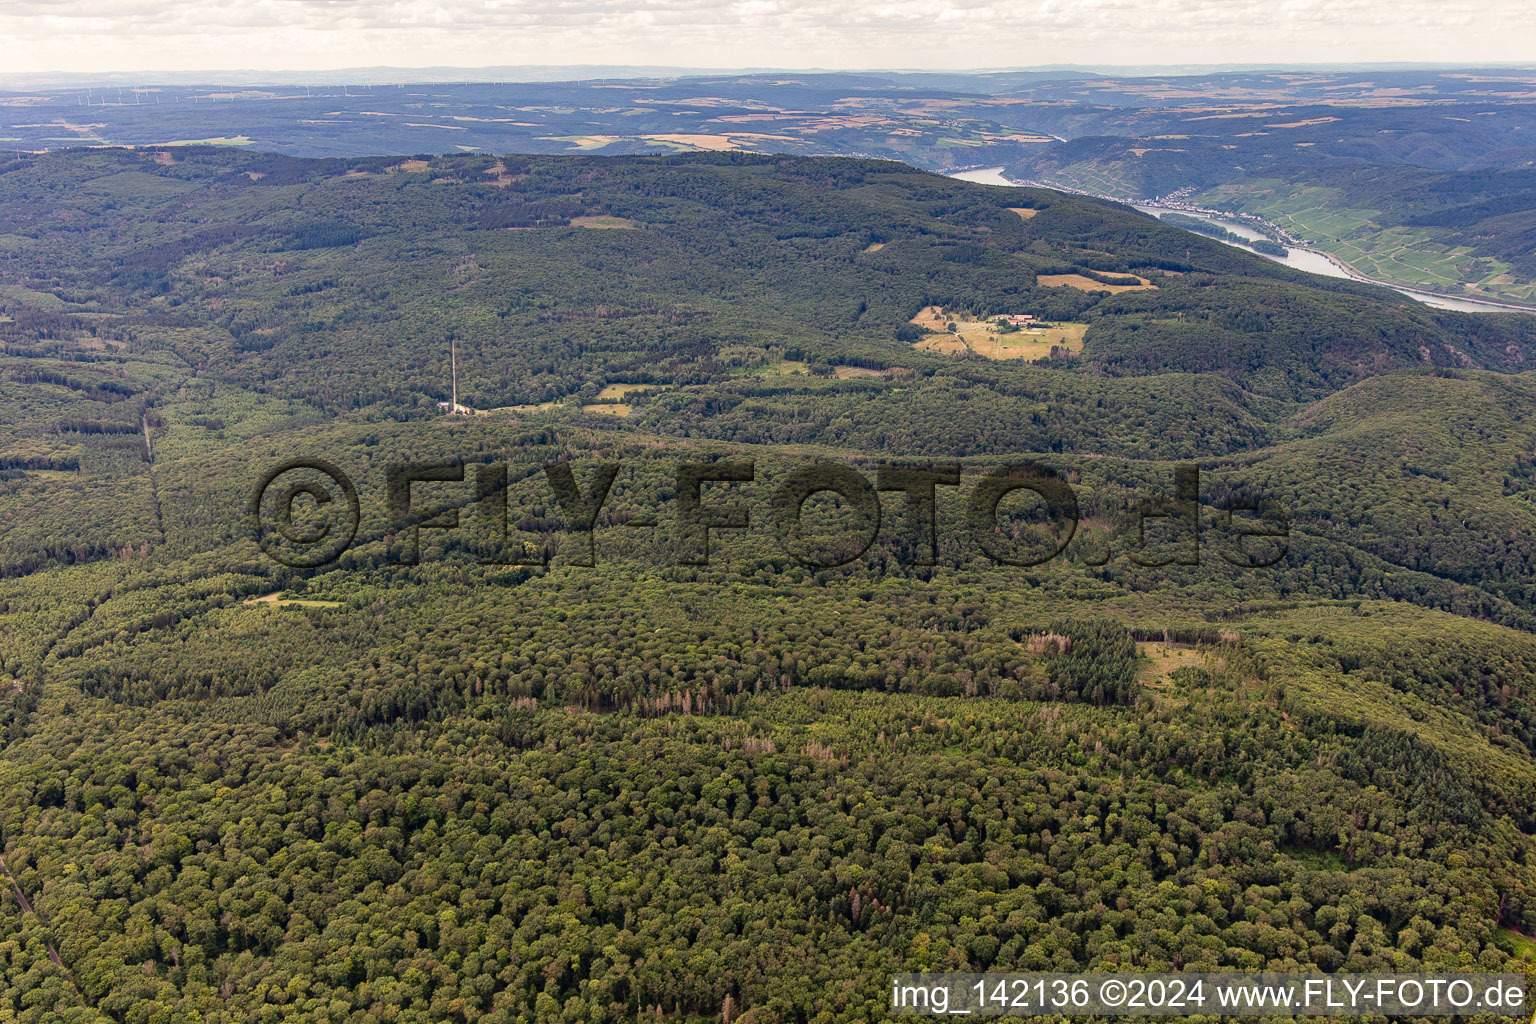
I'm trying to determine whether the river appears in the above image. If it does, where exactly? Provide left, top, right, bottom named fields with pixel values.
left=948, top=167, right=1017, bottom=187
left=946, top=167, right=1523, bottom=314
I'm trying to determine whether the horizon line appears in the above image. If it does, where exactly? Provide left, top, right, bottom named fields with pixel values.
left=5, top=60, right=1536, bottom=90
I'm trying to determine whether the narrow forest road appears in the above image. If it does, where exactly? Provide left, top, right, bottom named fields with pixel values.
left=142, top=409, right=167, bottom=545
left=0, top=850, right=75, bottom=979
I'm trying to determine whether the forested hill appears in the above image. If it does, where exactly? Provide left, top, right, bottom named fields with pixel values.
left=0, top=150, right=1533, bottom=1020
left=3, top=147, right=1534, bottom=405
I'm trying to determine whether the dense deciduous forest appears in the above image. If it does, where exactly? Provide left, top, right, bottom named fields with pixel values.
left=0, top=148, right=1532, bottom=1021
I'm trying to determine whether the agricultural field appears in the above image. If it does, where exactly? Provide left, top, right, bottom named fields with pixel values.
left=1036, top=273, right=1155, bottom=294
left=242, top=592, right=345, bottom=609
left=907, top=306, right=1089, bottom=360
left=569, top=214, right=638, bottom=229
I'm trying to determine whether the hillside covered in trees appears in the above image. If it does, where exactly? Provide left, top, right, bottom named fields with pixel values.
left=0, top=149, right=1532, bottom=1021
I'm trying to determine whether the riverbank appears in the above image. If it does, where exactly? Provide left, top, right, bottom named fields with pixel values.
left=1139, top=203, right=1536, bottom=314
left=946, top=167, right=1536, bottom=314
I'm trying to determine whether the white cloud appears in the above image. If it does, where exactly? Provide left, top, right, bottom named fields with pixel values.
left=0, top=0, right=1530, bottom=74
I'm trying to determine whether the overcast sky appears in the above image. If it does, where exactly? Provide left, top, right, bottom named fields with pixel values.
left=1, top=0, right=1532, bottom=76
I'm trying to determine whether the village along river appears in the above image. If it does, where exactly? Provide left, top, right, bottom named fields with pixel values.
left=947, top=167, right=1523, bottom=314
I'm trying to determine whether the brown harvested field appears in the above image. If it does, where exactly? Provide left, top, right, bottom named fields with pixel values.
left=596, top=383, right=653, bottom=399
left=244, top=592, right=343, bottom=609
left=642, top=132, right=797, bottom=151
left=446, top=116, right=539, bottom=125
left=832, top=365, right=886, bottom=379
left=166, top=135, right=253, bottom=147
left=645, top=133, right=741, bottom=152
left=861, top=242, right=887, bottom=253
left=1266, top=116, right=1340, bottom=128
left=1036, top=273, right=1155, bottom=294
left=1186, top=110, right=1273, bottom=120
left=710, top=114, right=801, bottom=123
left=907, top=306, right=1087, bottom=361
left=498, top=400, right=567, bottom=414
left=545, top=135, right=621, bottom=151
left=909, top=305, right=958, bottom=332
left=570, top=215, right=639, bottom=229
left=571, top=218, right=635, bottom=231
left=1007, top=207, right=1039, bottom=220
left=388, top=159, right=431, bottom=173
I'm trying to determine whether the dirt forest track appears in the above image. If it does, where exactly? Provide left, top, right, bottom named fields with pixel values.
left=0, top=850, right=77, bottom=986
